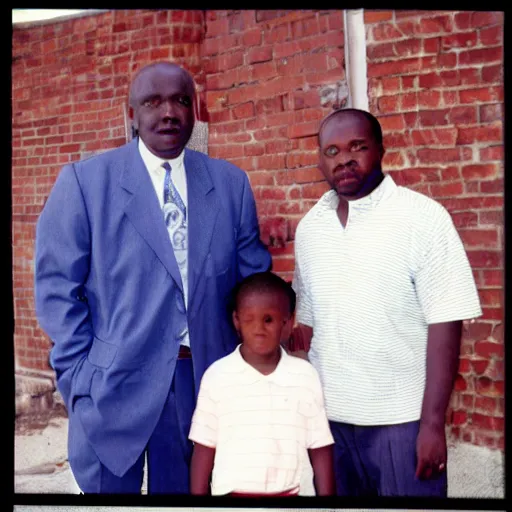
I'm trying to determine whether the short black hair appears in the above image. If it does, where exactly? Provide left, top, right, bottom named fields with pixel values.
left=128, top=61, right=195, bottom=108
left=318, top=107, right=383, bottom=147
left=230, top=271, right=296, bottom=316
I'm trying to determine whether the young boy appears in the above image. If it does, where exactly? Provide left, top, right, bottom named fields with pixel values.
left=189, top=271, right=335, bottom=496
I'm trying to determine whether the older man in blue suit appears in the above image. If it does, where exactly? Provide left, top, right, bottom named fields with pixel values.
left=34, top=62, right=271, bottom=494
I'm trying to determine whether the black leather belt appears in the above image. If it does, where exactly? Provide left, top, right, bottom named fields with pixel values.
left=178, top=345, right=191, bottom=359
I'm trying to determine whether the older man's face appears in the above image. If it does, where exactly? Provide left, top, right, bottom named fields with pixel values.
left=130, top=64, right=195, bottom=159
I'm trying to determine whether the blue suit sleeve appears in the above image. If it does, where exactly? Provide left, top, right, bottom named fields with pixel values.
left=236, top=173, right=272, bottom=278
left=34, top=164, right=93, bottom=408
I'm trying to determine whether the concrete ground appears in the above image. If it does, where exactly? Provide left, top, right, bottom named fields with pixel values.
left=15, top=416, right=504, bottom=498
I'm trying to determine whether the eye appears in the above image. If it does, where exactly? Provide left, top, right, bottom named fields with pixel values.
left=264, top=315, right=274, bottom=324
left=178, top=96, right=192, bottom=107
left=352, top=142, right=368, bottom=151
left=142, top=97, right=161, bottom=108
left=325, top=146, right=338, bottom=157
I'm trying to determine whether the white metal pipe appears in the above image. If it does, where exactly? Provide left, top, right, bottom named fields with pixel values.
left=343, top=9, right=369, bottom=112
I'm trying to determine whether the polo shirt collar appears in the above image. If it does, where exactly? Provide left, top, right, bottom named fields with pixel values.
left=233, top=344, right=291, bottom=384
left=323, top=173, right=397, bottom=212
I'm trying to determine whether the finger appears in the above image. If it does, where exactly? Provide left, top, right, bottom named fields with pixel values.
left=429, top=461, right=446, bottom=476
left=416, top=458, right=434, bottom=480
left=427, top=464, right=445, bottom=481
left=297, top=332, right=307, bottom=351
left=289, top=330, right=301, bottom=352
left=293, top=332, right=301, bottom=351
left=415, top=459, right=425, bottom=479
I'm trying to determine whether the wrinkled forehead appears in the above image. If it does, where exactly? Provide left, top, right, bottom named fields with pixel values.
left=131, top=65, right=195, bottom=100
left=320, top=112, right=374, bottom=145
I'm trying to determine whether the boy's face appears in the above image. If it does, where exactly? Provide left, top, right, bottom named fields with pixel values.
left=232, top=290, right=293, bottom=358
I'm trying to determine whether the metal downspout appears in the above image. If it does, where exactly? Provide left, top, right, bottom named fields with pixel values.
left=343, top=9, right=369, bottom=111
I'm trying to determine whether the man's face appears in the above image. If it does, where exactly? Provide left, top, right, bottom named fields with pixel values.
left=130, top=64, right=195, bottom=159
left=318, top=113, right=384, bottom=200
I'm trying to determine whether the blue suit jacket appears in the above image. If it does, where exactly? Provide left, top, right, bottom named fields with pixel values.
left=34, top=139, right=271, bottom=478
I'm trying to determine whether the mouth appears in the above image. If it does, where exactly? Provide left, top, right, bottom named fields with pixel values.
left=158, top=127, right=181, bottom=137
left=334, top=171, right=359, bottom=184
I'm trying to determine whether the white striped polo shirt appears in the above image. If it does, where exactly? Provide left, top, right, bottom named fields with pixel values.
left=293, top=174, right=482, bottom=425
left=189, top=345, right=334, bottom=495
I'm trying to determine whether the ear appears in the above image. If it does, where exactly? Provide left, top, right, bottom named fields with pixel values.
left=194, top=89, right=200, bottom=121
left=129, top=106, right=139, bottom=138
left=281, top=312, right=295, bottom=343
left=379, top=144, right=385, bottom=160
left=232, top=311, right=240, bottom=333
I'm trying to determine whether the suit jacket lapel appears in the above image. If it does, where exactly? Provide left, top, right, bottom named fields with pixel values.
left=185, top=149, right=220, bottom=302
left=119, top=139, right=184, bottom=293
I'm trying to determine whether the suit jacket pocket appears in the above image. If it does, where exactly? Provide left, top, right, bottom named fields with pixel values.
left=87, top=336, right=118, bottom=369
left=71, top=336, right=117, bottom=412
left=71, top=357, right=96, bottom=412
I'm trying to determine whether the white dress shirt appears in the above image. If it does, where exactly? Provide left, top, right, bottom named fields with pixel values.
left=138, top=138, right=190, bottom=347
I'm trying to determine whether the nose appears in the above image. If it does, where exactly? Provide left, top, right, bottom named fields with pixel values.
left=253, top=318, right=268, bottom=334
left=334, top=150, right=357, bottom=169
left=160, top=99, right=179, bottom=120
left=337, top=150, right=354, bottom=165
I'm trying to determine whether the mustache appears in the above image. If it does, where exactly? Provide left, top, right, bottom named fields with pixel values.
left=160, top=116, right=182, bottom=127
left=158, top=124, right=181, bottom=133
left=333, top=163, right=359, bottom=180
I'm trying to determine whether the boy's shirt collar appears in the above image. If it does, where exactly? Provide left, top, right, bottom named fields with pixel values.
left=233, top=344, right=290, bottom=384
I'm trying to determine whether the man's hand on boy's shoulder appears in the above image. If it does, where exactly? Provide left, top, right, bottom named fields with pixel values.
left=288, top=324, right=313, bottom=353
left=282, top=336, right=309, bottom=361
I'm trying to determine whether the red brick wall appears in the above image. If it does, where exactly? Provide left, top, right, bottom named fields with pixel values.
left=204, top=10, right=346, bottom=279
left=363, top=10, right=504, bottom=450
left=12, top=9, right=205, bottom=373
left=12, top=9, right=504, bottom=450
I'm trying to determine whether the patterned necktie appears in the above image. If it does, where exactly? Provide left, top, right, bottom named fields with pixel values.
left=162, top=162, right=188, bottom=338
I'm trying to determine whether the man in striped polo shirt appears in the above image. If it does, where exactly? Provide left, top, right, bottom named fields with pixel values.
left=290, top=108, right=482, bottom=497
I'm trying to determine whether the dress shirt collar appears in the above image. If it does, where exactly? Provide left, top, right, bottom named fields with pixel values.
left=138, top=137, right=185, bottom=174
